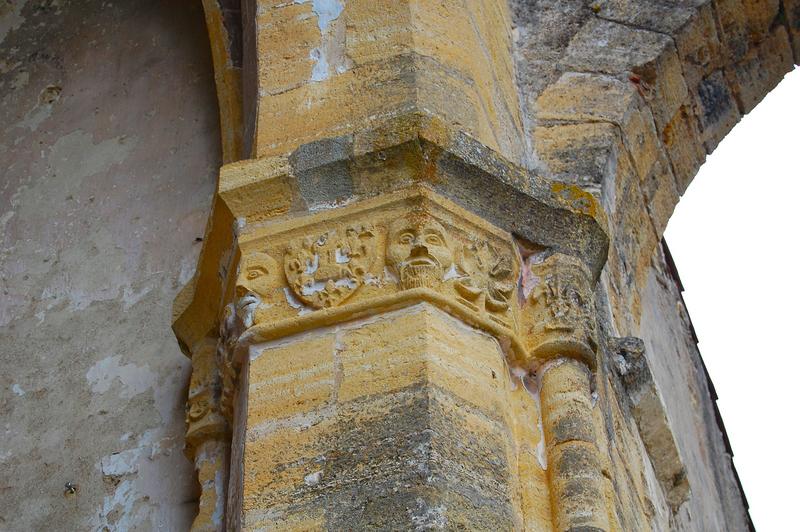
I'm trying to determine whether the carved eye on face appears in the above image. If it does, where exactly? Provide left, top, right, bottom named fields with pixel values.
left=247, top=265, right=269, bottom=280
left=425, top=234, right=443, bottom=246
left=398, top=232, right=415, bottom=245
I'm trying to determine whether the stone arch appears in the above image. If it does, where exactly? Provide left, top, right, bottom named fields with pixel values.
left=512, top=0, right=797, bottom=336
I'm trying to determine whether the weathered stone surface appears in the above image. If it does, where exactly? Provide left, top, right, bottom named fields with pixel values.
left=602, top=150, right=659, bottom=336
left=562, top=18, right=689, bottom=132
left=693, top=69, right=742, bottom=153
left=743, top=0, right=782, bottom=43
left=563, top=18, right=674, bottom=75
left=240, top=305, right=546, bottom=530
left=247, top=0, right=527, bottom=166
left=661, top=104, right=707, bottom=194
left=611, top=336, right=689, bottom=510
left=635, top=245, right=752, bottom=531
left=509, top=0, right=590, bottom=116
left=593, top=0, right=696, bottom=35
left=727, top=26, right=794, bottom=113
left=540, top=360, right=610, bottom=531
left=535, top=71, right=665, bottom=182
left=534, top=121, right=622, bottom=193
left=674, top=3, right=725, bottom=88
left=7, top=0, right=787, bottom=529
left=786, top=0, right=800, bottom=61
left=714, top=0, right=752, bottom=62
left=0, top=1, right=219, bottom=529
left=641, top=152, right=681, bottom=238
left=536, top=71, right=637, bottom=124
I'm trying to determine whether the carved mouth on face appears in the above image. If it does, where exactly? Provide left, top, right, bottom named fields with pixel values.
left=235, top=293, right=261, bottom=327
left=399, top=262, right=442, bottom=289
left=237, top=293, right=260, bottom=309
left=404, top=256, right=438, bottom=268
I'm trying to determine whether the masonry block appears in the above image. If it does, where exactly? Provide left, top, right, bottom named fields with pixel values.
left=727, top=26, right=794, bottom=113
left=661, top=104, right=707, bottom=194
left=562, top=18, right=689, bottom=133
left=786, top=0, right=800, bottom=62
left=673, top=3, right=725, bottom=89
left=536, top=72, right=664, bottom=181
left=641, top=152, right=680, bottom=239
left=714, top=0, right=751, bottom=62
left=533, top=122, right=622, bottom=194
left=240, top=305, right=548, bottom=530
left=692, top=70, right=742, bottom=153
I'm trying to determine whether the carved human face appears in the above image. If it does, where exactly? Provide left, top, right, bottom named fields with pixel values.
left=387, top=215, right=453, bottom=289
left=236, top=252, right=278, bottom=299
left=186, top=388, right=211, bottom=424
left=235, top=251, right=278, bottom=327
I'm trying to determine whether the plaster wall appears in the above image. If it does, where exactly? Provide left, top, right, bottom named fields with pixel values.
left=0, top=0, right=219, bottom=529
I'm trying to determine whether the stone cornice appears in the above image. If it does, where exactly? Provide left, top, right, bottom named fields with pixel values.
left=172, top=116, right=609, bottom=355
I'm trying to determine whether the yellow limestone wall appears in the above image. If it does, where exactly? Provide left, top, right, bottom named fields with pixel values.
left=247, top=0, right=526, bottom=165
left=241, top=304, right=551, bottom=530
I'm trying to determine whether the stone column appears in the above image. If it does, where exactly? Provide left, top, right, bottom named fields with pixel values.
left=184, top=337, right=231, bottom=531
left=177, top=1, right=611, bottom=529
left=525, top=253, right=610, bottom=532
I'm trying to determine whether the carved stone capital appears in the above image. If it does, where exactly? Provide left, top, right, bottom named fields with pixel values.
left=218, top=188, right=528, bottom=364
left=522, top=252, right=597, bottom=367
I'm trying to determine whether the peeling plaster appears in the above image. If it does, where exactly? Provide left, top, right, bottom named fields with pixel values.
left=298, top=0, right=348, bottom=82
left=91, top=428, right=189, bottom=530
left=48, top=130, right=136, bottom=188
left=86, top=355, right=158, bottom=399
left=0, top=3, right=217, bottom=529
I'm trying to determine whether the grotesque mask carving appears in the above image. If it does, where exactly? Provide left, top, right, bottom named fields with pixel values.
left=186, top=391, right=210, bottom=423
left=184, top=339, right=228, bottom=452
left=284, top=224, right=376, bottom=308
left=387, top=213, right=454, bottom=289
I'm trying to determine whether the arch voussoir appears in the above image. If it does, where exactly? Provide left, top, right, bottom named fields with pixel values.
left=521, top=0, right=797, bottom=333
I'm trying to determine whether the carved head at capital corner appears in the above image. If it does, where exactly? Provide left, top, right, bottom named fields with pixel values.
left=184, top=387, right=227, bottom=451
left=235, top=251, right=279, bottom=327
left=236, top=251, right=279, bottom=299
left=387, top=213, right=454, bottom=290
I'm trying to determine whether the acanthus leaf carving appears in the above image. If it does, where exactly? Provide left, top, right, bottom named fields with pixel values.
left=525, top=253, right=597, bottom=365
left=454, top=240, right=516, bottom=325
